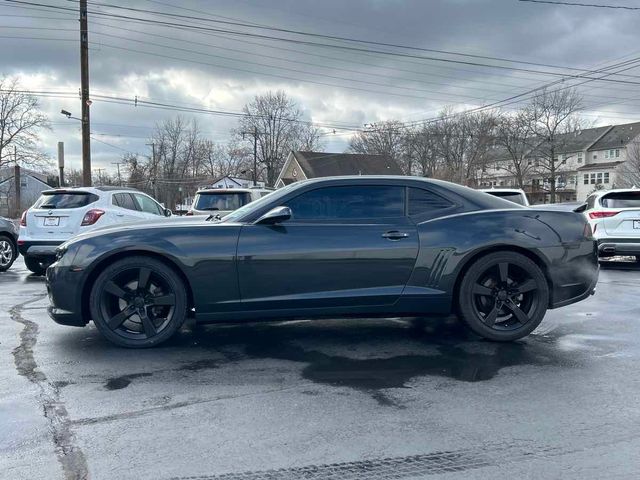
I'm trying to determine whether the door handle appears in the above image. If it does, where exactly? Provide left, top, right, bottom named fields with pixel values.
left=382, top=231, right=409, bottom=240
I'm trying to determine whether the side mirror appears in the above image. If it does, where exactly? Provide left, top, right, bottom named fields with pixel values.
left=573, top=204, right=587, bottom=213
left=164, top=208, right=173, bottom=217
left=254, top=206, right=291, bottom=225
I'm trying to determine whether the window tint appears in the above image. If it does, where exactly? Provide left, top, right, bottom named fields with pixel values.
left=286, top=186, right=404, bottom=220
left=134, top=194, right=164, bottom=215
left=601, top=192, right=640, bottom=209
left=113, top=193, right=138, bottom=211
left=408, top=188, right=454, bottom=214
left=34, top=192, right=98, bottom=209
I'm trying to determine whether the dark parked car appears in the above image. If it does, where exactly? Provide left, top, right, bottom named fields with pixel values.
left=46, top=176, right=599, bottom=348
left=0, top=216, right=18, bottom=272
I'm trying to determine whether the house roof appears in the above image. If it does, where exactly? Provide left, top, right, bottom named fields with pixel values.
left=556, top=125, right=612, bottom=153
left=0, top=173, right=52, bottom=189
left=588, top=122, right=640, bottom=151
left=291, top=151, right=403, bottom=178
left=577, top=161, right=624, bottom=171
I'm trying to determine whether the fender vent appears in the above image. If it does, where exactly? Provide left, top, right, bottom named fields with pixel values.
left=427, top=248, right=454, bottom=288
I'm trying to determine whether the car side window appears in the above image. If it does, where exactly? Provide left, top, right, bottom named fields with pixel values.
left=134, top=194, right=164, bottom=216
left=113, top=193, right=139, bottom=211
left=408, top=187, right=454, bottom=216
left=285, top=186, right=404, bottom=221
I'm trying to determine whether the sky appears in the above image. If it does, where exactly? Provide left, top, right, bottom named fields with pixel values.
left=2, top=0, right=640, bottom=175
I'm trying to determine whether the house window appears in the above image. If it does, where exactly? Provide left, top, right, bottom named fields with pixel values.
left=593, top=154, right=597, bottom=160
left=615, top=149, right=620, bottom=158
left=590, top=173, right=596, bottom=184
left=605, top=150, right=609, bottom=159
left=604, top=172, right=610, bottom=183
left=596, top=172, right=603, bottom=184
left=20, top=178, right=28, bottom=187
left=577, top=152, right=583, bottom=163
left=583, top=174, right=589, bottom=185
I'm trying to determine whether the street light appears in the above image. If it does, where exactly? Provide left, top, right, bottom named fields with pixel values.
left=60, top=109, right=82, bottom=122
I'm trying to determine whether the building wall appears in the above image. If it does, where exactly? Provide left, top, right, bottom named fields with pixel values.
left=0, top=175, right=50, bottom=217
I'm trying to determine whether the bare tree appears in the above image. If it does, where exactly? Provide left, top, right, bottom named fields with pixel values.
left=0, top=75, right=51, bottom=169
left=617, top=140, right=640, bottom=188
left=348, top=120, right=407, bottom=172
left=494, top=111, right=535, bottom=189
left=526, top=88, right=584, bottom=202
left=237, top=91, right=323, bottom=186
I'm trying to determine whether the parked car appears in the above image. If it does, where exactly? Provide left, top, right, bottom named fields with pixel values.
left=577, top=188, right=640, bottom=261
left=19, top=186, right=171, bottom=275
left=186, top=187, right=273, bottom=217
left=0, top=216, right=18, bottom=272
left=47, top=176, right=598, bottom=348
left=480, top=188, right=530, bottom=206
left=536, top=202, right=583, bottom=212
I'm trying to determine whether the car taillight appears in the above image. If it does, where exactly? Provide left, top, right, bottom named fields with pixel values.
left=20, top=211, right=27, bottom=227
left=185, top=210, right=194, bottom=216
left=589, top=211, right=619, bottom=219
left=81, top=209, right=105, bottom=226
left=583, top=222, right=593, bottom=239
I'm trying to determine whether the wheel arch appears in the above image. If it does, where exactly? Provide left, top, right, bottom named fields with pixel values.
left=451, top=245, right=553, bottom=311
left=81, top=250, right=195, bottom=320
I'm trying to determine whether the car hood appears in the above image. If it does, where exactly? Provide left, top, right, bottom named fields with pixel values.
left=63, top=216, right=240, bottom=246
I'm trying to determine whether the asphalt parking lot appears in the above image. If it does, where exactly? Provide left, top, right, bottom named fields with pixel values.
left=1, top=257, right=640, bottom=480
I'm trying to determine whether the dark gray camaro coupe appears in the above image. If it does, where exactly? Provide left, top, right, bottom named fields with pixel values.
left=46, top=176, right=598, bottom=348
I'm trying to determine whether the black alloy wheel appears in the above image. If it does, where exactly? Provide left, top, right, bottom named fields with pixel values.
left=458, top=252, right=549, bottom=341
left=0, top=235, right=16, bottom=272
left=90, top=256, right=187, bottom=348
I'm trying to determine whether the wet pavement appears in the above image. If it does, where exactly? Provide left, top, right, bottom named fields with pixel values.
left=1, top=257, right=640, bottom=479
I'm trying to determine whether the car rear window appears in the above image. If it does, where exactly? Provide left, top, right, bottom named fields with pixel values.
left=195, top=192, right=252, bottom=211
left=601, top=192, right=640, bottom=208
left=33, top=192, right=99, bottom=209
left=486, top=191, right=527, bottom=206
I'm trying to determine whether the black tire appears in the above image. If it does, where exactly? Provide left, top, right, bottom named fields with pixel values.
left=24, top=255, right=48, bottom=275
left=0, top=235, right=17, bottom=272
left=90, top=256, right=187, bottom=348
left=457, top=252, right=549, bottom=341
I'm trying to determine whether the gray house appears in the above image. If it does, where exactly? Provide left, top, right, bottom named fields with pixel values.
left=0, top=167, right=53, bottom=217
left=275, top=151, right=403, bottom=188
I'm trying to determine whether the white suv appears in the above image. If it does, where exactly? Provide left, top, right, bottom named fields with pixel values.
left=187, top=187, right=273, bottom=217
left=19, top=186, right=170, bottom=274
left=480, top=188, right=530, bottom=206
left=579, top=188, right=640, bottom=261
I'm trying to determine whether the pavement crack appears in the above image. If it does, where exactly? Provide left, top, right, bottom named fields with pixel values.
left=10, top=295, right=90, bottom=480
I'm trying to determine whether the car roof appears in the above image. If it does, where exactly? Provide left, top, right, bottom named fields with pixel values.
left=196, top=187, right=270, bottom=193
left=479, top=188, right=526, bottom=194
left=589, top=187, right=640, bottom=198
left=41, top=186, right=141, bottom=195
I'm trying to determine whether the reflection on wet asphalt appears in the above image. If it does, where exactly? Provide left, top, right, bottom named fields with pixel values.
left=2, top=258, right=640, bottom=479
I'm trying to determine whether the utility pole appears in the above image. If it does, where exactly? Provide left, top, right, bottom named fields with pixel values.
left=80, top=0, right=92, bottom=187
left=57, top=142, right=65, bottom=187
left=94, top=168, right=105, bottom=185
left=111, top=161, right=123, bottom=186
left=13, top=147, right=20, bottom=218
left=146, top=142, right=158, bottom=198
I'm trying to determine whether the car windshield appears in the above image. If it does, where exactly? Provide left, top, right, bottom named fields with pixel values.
left=601, top=191, right=640, bottom=208
left=486, top=191, right=527, bottom=206
left=33, top=192, right=98, bottom=209
left=195, top=191, right=251, bottom=211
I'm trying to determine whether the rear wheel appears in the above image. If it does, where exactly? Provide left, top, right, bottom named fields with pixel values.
left=24, top=255, right=48, bottom=275
left=0, top=235, right=16, bottom=272
left=458, top=252, right=549, bottom=341
left=90, top=256, right=187, bottom=348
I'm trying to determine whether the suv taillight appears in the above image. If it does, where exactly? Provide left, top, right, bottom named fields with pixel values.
left=589, top=211, right=619, bottom=219
left=81, top=209, right=105, bottom=226
left=20, top=210, right=27, bottom=227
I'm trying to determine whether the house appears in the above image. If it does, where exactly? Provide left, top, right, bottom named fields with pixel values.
left=205, top=175, right=265, bottom=189
left=479, top=121, right=640, bottom=203
left=0, top=167, right=53, bottom=217
left=276, top=151, right=404, bottom=188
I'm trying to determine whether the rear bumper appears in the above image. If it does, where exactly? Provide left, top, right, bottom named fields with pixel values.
left=597, top=238, right=640, bottom=257
left=18, top=240, right=63, bottom=258
left=549, top=240, right=599, bottom=309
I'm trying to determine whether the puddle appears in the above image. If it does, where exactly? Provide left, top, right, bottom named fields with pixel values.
left=104, top=372, right=153, bottom=390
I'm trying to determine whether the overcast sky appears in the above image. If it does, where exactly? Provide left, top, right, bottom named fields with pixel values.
left=2, top=0, right=640, bottom=174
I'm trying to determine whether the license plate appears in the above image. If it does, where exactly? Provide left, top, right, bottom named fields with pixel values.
left=44, top=217, right=60, bottom=226
left=634, top=220, right=640, bottom=229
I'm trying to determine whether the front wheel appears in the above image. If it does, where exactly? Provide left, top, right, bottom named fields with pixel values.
left=90, top=256, right=188, bottom=348
left=457, top=252, right=549, bottom=341
left=0, top=235, right=16, bottom=272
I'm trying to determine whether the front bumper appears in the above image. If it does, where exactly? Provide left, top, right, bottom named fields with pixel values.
left=597, top=238, right=640, bottom=257
left=46, top=262, right=89, bottom=327
left=18, top=240, right=63, bottom=258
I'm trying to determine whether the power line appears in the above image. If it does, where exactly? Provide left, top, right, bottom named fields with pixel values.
left=518, top=0, right=640, bottom=10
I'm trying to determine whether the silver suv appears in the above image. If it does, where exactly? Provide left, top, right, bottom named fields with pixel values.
left=187, top=187, right=273, bottom=217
